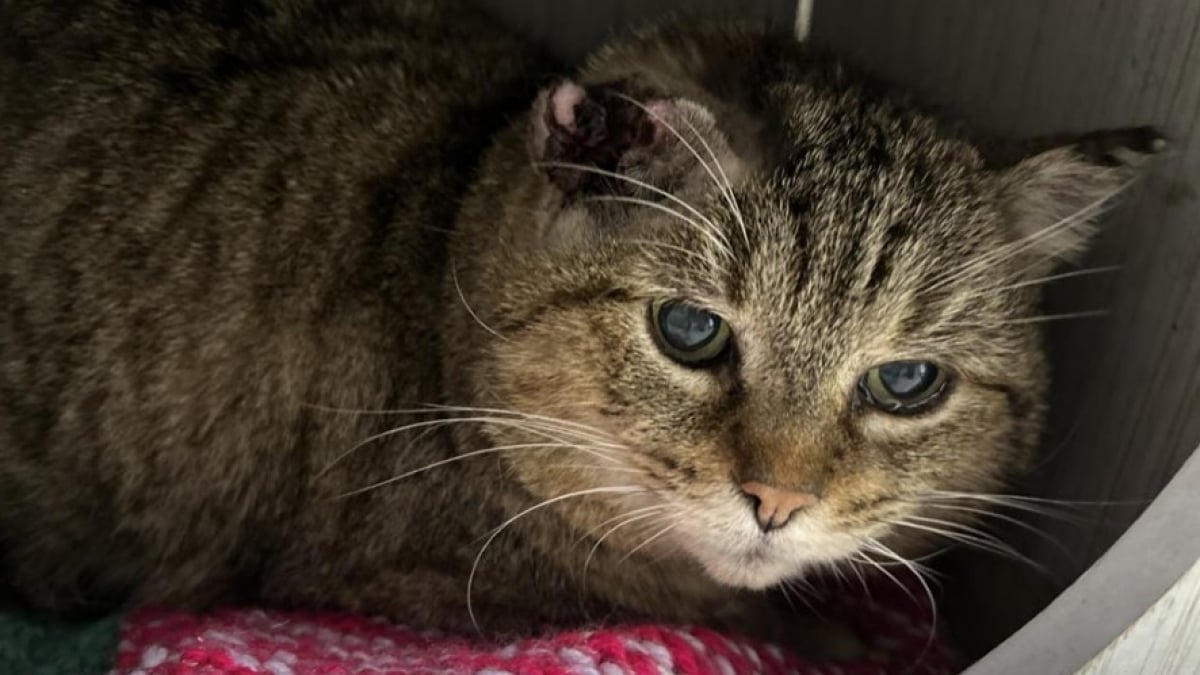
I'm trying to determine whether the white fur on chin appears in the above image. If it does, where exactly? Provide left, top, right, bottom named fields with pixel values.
left=667, top=489, right=862, bottom=590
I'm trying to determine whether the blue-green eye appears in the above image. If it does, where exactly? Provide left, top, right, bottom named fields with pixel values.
left=860, top=361, right=948, bottom=412
left=650, top=299, right=731, bottom=366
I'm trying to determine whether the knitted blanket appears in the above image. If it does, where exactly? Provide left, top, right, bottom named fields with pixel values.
left=3, top=577, right=958, bottom=674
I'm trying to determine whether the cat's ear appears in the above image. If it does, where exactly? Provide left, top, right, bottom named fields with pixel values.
left=994, top=126, right=1166, bottom=268
left=528, top=79, right=734, bottom=196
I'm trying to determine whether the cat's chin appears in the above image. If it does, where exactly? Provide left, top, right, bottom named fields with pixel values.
left=699, top=553, right=800, bottom=590
left=666, top=492, right=863, bottom=591
left=692, top=540, right=855, bottom=590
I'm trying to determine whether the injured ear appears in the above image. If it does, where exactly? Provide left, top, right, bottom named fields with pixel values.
left=997, top=125, right=1167, bottom=270
left=528, top=80, right=742, bottom=198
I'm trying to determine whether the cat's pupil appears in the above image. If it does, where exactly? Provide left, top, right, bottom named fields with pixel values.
left=659, top=302, right=719, bottom=351
left=878, top=361, right=937, bottom=398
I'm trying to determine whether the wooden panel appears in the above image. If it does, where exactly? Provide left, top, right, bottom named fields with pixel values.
left=811, top=0, right=1200, bottom=657
left=966, top=449, right=1200, bottom=675
left=476, top=0, right=797, bottom=63
left=1079, top=559, right=1200, bottom=674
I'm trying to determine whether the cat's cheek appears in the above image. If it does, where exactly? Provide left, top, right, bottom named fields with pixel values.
left=479, top=308, right=669, bottom=488
left=852, top=392, right=962, bottom=441
left=860, top=385, right=1021, bottom=495
left=853, top=379, right=999, bottom=443
left=630, top=312, right=732, bottom=402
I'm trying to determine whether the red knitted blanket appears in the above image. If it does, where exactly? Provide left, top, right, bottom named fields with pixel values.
left=114, top=580, right=958, bottom=674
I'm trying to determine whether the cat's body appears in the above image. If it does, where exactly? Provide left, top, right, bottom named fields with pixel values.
left=0, top=0, right=552, bottom=621
left=0, top=0, right=751, bottom=632
left=0, top=0, right=1160, bottom=653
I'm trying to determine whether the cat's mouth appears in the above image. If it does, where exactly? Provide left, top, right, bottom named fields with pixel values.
left=663, top=491, right=864, bottom=590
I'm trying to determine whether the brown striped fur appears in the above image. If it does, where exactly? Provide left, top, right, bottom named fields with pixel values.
left=0, top=0, right=1161, bottom=656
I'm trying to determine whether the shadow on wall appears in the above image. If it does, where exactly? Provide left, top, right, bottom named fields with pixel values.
left=475, top=0, right=797, bottom=64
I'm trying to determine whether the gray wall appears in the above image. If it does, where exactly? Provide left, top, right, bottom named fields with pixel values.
left=810, top=0, right=1200, bottom=657
left=477, top=0, right=796, bottom=63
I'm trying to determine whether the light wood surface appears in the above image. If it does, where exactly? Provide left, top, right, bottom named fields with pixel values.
left=962, top=448, right=1200, bottom=675
left=1079, top=558, right=1200, bottom=675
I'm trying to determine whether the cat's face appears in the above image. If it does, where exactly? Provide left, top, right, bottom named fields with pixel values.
left=458, top=68, right=1156, bottom=589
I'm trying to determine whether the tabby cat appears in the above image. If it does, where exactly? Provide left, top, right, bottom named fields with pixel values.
left=0, top=0, right=1162, bottom=658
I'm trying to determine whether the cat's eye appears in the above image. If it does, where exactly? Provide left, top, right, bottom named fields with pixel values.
left=650, top=299, right=731, bottom=366
left=859, top=360, right=948, bottom=413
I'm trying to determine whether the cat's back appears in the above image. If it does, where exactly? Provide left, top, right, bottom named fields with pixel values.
left=0, top=0, right=542, bottom=610
left=0, top=0, right=539, bottom=317
left=0, top=0, right=538, bottom=252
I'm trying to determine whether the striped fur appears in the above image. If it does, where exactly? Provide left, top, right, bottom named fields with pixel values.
left=0, top=1, right=1160, bottom=657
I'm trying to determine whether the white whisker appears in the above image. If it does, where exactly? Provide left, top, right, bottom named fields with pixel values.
left=668, top=104, right=749, bottom=248
left=585, top=195, right=733, bottom=260
left=337, top=442, right=605, bottom=498
left=854, top=544, right=919, bottom=607
left=582, top=507, right=670, bottom=585
left=324, top=416, right=623, bottom=477
left=779, top=578, right=823, bottom=616
left=845, top=559, right=873, bottom=600
left=924, top=177, right=1135, bottom=294
left=985, top=265, right=1121, bottom=295
left=544, top=463, right=646, bottom=474
left=612, top=93, right=743, bottom=250
left=451, top=260, right=508, bottom=342
left=940, top=308, right=1110, bottom=329
left=536, top=160, right=719, bottom=231
left=304, top=402, right=621, bottom=445
left=864, top=539, right=939, bottom=664
left=468, top=485, right=644, bottom=633
left=886, top=516, right=1051, bottom=577
left=620, top=238, right=712, bottom=266
left=575, top=505, right=667, bottom=545
left=618, top=519, right=682, bottom=563
left=924, top=489, right=1146, bottom=509
left=912, top=501, right=1078, bottom=562
left=422, top=404, right=624, bottom=447
left=308, top=401, right=628, bottom=476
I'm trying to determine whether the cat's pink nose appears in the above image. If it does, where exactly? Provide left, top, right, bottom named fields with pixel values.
left=740, top=481, right=820, bottom=533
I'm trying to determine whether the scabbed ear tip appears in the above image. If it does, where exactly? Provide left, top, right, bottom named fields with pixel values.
left=548, top=81, right=587, bottom=131
left=1148, top=131, right=1169, bottom=153
left=1126, top=125, right=1168, bottom=154
left=535, top=80, right=612, bottom=152
left=529, top=80, right=669, bottom=193
left=1076, top=125, right=1171, bottom=167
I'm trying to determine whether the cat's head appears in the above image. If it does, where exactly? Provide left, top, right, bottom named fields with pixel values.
left=448, top=28, right=1163, bottom=589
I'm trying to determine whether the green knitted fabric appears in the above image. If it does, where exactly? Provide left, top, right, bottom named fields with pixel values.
left=0, top=610, right=119, bottom=675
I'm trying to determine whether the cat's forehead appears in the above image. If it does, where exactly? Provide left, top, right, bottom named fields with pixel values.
left=758, top=84, right=995, bottom=271
left=725, top=120, right=995, bottom=299
left=653, top=107, right=1012, bottom=377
